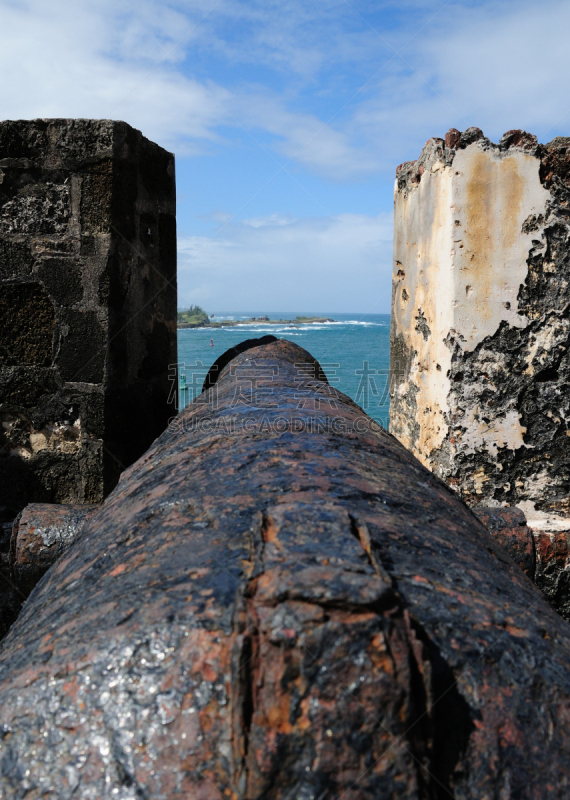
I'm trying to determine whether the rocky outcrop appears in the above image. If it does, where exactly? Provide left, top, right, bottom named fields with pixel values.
left=0, top=340, right=569, bottom=797
left=0, top=119, right=177, bottom=520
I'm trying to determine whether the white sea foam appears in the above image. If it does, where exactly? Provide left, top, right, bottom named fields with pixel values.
left=341, top=320, right=383, bottom=326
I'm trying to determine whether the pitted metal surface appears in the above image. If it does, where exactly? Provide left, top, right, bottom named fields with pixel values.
left=0, top=340, right=568, bottom=798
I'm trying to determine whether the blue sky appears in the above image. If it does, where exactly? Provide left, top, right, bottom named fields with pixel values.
left=3, top=0, right=570, bottom=312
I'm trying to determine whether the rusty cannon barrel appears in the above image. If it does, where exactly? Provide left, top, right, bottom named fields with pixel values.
left=0, top=338, right=570, bottom=798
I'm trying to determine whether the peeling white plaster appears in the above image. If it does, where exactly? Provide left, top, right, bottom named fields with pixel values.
left=517, top=499, right=570, bottom=533
left=391, top=140, right=549, bottom=467
left=457, top=408, right=526, bottom=454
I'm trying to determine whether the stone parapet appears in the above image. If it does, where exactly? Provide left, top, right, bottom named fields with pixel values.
left=390, top=127, right=570, bottom=524
left=473, top=505, right=536, bottom=579
left=0, top=119, right=177, bottom=520
left=10, top=502, right=97, bottom=595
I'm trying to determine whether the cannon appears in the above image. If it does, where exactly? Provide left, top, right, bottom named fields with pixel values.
left=0, top=338, right=569, bottom=798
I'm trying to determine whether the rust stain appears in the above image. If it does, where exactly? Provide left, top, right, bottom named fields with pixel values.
left=0, top=339, right=568, bottom=798
left=260, top=513, right=280, bottom=546
left=462, top=150, right=525, bottom=322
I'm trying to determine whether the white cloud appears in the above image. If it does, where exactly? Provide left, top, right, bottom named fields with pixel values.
left=234, top=91, right=379, bottom=179
left=197, top=0, right=381, bottom=80
left=419, top=0, right=570, bottom=141
left=3, top=0, right=570, bottom=180
left=243, top=213, right=295, bottom=228
left=351, top=0, right=570, bottom=169
left=177, top=212, right=393, bottom=312
left=0, top=0, right=379, bottom=175
left=0, top=0, right=231, bottom=151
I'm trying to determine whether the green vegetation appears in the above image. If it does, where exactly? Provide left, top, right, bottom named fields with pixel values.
left=177, top=305, right=209, bottom=325
left=177, top=308, right=336, bottom=328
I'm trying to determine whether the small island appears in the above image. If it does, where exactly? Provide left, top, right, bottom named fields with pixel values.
left=177, top=305, right=336, bottom=329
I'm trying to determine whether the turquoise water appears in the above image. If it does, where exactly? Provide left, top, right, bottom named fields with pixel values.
left=177, top=312, right=391, bottom=428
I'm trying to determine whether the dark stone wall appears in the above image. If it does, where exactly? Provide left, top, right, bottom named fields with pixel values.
left=0, top=119, right=177, bottom=523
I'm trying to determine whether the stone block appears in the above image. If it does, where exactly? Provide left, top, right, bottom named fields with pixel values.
left=473, top=505, right=536, bottom=578
left=390, top=128, right=570, bottom=526
left=0, top=119, right=177, bottom=519
left=10, top=502, right=97, bottom=595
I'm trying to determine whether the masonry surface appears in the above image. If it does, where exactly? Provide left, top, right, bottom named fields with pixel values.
left=390, top=127, right=570, bottom=533
left=0, top=119, right=177, bottom=524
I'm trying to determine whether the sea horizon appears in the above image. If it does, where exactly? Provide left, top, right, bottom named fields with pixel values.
left=177, top=312, right=391, bottom=428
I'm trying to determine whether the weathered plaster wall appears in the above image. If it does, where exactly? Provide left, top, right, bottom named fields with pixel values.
left=390, top=128, right=570, bottom=525
left=0, top=119, right=177, bottom=524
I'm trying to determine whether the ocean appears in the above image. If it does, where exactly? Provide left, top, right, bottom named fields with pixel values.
left=177, top=312, right=391, bottom=428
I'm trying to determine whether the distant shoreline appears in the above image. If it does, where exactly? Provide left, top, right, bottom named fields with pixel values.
left=178, top=315, right=337, bottom=329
